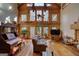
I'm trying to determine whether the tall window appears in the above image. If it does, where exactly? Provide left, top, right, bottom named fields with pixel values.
left=30, top=10, right=35, bottom=21
left=37, top=27, right=42, bottom=35
left=43, top=10, right=48, bottom=21
left=26, top=3, right=51, bottom=7
left=21, top=14, right=27, bottom=21
left=52, top=14, right=57, bottom=21
left=37, top=10, right=42, bottom=21
left=43, top=27, right=48, bottom=35
left=30, top=27, right=35, bottom=38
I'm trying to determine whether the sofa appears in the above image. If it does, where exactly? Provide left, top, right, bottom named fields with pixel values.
left=32, top=35, right=47, bottom=54
left=32, top=39, right=47, bottom=54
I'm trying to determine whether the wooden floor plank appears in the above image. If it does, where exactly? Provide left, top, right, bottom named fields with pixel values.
left=16, top=40, right=79, bottom=56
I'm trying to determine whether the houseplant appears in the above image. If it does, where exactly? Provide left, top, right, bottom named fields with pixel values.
left=21, top=29, right=29, bottom=39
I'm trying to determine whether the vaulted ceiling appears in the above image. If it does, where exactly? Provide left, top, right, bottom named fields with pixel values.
left=0, top=3, right=67, bottom=23
left=0, top=3, right=18, bottom=22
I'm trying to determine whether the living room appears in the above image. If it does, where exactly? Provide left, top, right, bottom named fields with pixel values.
left=0, top=3, right=79, bottom=56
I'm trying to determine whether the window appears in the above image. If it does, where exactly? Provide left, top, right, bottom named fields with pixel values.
left=21, top=27, right=27, bottom=31
left=37, top=10, right=42, bottom=21
left=43, top=27, right=48, bottom=35
left=34, top=3, right=44, bottom=6
left=30, top=10, right=35, bottom=21
left=5, top=28, right=11, bottom=32
left=14, top=16, right=17, bottom=22
left=43, top=10, right=48, bottom=21
left=5, top=16, right=11, bottom=23
left=30, top=27, right=35, bottom=38
left=46, top=4, right=51, bottom=6
left=52, top=14, right=57, bottom=21
left=52, top=27, right=57, bottom=29
left=21, top=14, right=27, bottom=21
left=27, top=3, right=33, bottom=7
left=37, top=27, right=42, bottom=35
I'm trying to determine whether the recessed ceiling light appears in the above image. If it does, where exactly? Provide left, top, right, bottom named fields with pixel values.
left=9, top=6, right=12, bottom=10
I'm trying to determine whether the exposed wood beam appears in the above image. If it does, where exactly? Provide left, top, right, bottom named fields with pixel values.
left=54, top=3, right=61, bottom=9
left=18, top=3, right=25, bottom=9
left=62, top=3, right=71, bottom=9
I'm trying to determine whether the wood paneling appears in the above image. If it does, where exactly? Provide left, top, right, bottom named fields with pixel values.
left=17, top=3, right=60, bottom=39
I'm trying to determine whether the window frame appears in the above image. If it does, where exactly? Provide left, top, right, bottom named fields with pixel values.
left=52, top=14, right=58, bottom=21
left=30, top=10, right=35, bottom=21
left=21, top=14, right=27, bottom=21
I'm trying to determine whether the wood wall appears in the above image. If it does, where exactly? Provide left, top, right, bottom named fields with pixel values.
left=17, top=3, right=61, bottom=39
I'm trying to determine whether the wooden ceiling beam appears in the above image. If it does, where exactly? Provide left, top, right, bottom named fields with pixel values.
left=18, top=3, right=25, bottom=9
left=53, top=3, right=61, bottom=9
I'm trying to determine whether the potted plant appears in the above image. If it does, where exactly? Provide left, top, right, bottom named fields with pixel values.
left=21, top=29, right=29, bottom=39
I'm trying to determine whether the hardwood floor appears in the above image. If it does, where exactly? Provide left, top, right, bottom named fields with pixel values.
left=50, top=42, right=79, bottom=56
left=16, top=40, right=33, bottom=56
left=16, top=40, right=79, bottom=56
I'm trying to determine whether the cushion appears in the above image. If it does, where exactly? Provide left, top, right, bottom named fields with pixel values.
left=6, top=33, right=16, bottom=40
left=37, top=39, right=47, bottom=45
left=6, top=38, right=19, bottom=45
left=42, top=51, right=52, bottom=56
